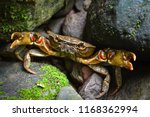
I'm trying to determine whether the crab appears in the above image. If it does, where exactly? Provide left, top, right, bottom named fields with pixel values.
left=10, top=31, right=136, bottom=98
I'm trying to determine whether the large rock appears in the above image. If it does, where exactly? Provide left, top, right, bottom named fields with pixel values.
left=0, top=0, right=65, bottom=42
left=85, top=0, right=150, bottom=61
left=79, top=73, right=103, bottom=100
left=0, top=60, right=69, bottom=100
left=56, top=86, right=83, bottom=100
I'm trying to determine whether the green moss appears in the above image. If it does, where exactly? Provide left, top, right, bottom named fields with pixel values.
left=17, top=64, right=69, bottom=100
left=3, top=96, right=18, bottom=100
left=129, top=19, right=142, bottom=40
left=0, top=81, right=4, bottom=85
left=0, top=91, right=5, bottom=96
left=0, top=2, right=30, bottom=39
left=8, top=4, right=30, bottom=21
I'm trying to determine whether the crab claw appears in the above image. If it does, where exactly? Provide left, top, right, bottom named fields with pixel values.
left=10, top=32, right=32, bottom=48
left=105, top=49, right=136, bottom=70
left=10, top=32, right=44, bottom=48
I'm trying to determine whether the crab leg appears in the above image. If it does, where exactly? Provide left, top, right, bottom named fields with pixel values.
left=75, top=50, right=107, bottom=65
left=24, top=49, right=50, bottom=74
left=111, top=67, right=122, bottom=95
left=97, top=73, right=110, bottom=98
left=15, top=45, right=26, bottom=61
left=88, top=64, right=110, bottom=98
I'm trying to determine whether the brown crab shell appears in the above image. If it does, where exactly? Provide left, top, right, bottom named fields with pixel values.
left=47, top=31, right=96, bottom=58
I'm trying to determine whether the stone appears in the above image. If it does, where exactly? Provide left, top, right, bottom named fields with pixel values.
left=0, top=60, right=69, bottom=100
left=56, top=86, right=83, bottom=100
left=83, top=0, right=92, bottom=10
left=48, top=17, right=65, bottom=34
left=79, top=73, right=103, bottom=100
left=75, top=0, right=92, bottom=11
left=53, top=0, right=75, bottom=18
left=62, top=10, right=87, bottom=39
left=85, top=0, right=150, bottom=61
left=0, top=43, right=16, bottom=59
left=75, top=0, right=84, bottom=11
left=0, top=0, right=65, bottom=42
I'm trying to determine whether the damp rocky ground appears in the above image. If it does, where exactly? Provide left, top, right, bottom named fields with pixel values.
left=0, top=0, right=150, bottom=100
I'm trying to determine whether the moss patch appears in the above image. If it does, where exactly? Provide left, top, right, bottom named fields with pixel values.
left=0, top=0, right=65, bottom=41
left=17, top=64, right=69, bottom=100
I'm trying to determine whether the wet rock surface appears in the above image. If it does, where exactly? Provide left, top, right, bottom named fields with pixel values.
left=79, top=73, right=103, bottom=100
left=56, top=86, right=83, bottom=100
left=54, top=0, right=75, bottom=18
left=62, top=10, right=87, bottom=39
left=85, top=0, right=150, bottom=61
left=0, top=60, right=70, bottom=100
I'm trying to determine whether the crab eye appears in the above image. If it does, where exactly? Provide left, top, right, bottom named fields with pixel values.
left=98, top=50, right=107, bottom=60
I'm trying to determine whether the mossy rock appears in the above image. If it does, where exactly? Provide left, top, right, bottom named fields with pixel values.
left=0, top=0, right=65, bottom=41
left=0, top=61, right=69, bottom=100
left=17, top=65, right=69, bottom=100
left=85, top=0, right=150, bottom=61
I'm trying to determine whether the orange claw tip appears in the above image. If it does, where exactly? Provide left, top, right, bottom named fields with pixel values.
left=129, top=63, right=134, bottom=71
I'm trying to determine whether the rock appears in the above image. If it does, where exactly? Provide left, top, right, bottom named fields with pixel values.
left=0, top=0, right=65, bottom=42
left=83, top=0, right=92, bottom=10
left=33, top=27, right=49, bottom=39
left=105, top=63, right=150, bottom=100
left=56, top=86, right=83, bottom=100
left=75, top=0, right=84, bottom=11
left=71, top=63, right=84, bottom=83
left=81, top=66, right=93, bottom=81
left=85, top=0, right=150, bottom=61
left=62, top=10, right=87, bottom=39
left=75, top=0, right=92, bottom=11
left=79, top=73, right=103, bottom=100
left=0, top=60, right=69, bottom=100
left=70, top=63, right=93, bottom=83
left=53, top=0, right=75, bottom=18
left=0, top=43, right=16, bottom=59
left=48, top=17, right=65, bottom=34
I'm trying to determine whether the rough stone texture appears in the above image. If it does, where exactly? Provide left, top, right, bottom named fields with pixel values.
left=85, top=0, right=150, bottom=61
left=0, top=60, right=69, bottom=100
left=48, top=17, right=65, bottom=34
left=62, top=10, right=87, bottom=39
left=56, top=86, right=83, bottom=100
left=79, top=73, right=103, bottom=100
left=0, top=0, right=65, bottom=42
left=0, top=61, right=42, bottom=99
left=75, top=0, right=92, bottom=11
left=75, top=0, right=84, bottom=11
left=0, top=43, right=16, bottom=59
left=53, top=0, right=75, bottom=18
